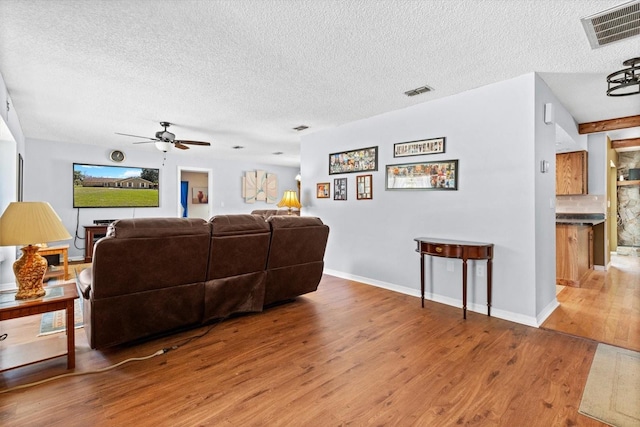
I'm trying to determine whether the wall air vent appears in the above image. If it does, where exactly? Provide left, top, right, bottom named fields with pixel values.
left=404, top=85, right=433, bottom=97
left=581, top=0, right=640, bottom=49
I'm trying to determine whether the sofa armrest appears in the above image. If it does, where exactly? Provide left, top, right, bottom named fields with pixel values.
left=76, top=267, right=92, bottom=299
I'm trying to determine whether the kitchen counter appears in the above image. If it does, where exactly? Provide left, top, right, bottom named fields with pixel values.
left=556, top=218, right=604, bottom=226
left=556, top=213, right=605, bottom=226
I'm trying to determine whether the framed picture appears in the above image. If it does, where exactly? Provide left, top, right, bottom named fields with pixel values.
left=192, top=187, right=209, bottom=204
left=356, top=174, right=372, bottom=200
left=334, top=178, right=347, bottom=200
left=329, top=146, right=378, bottom=175
left=386, top=160, right=458, bottom=190
left=317, top=182, right=330, bottom=198
left=393, top=137, right=445, bottom=158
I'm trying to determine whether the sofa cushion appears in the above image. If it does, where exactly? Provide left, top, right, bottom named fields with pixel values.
left=266, top=216, right=329, bottom=268
left=210, top=214, right=270, bottom=236
left=92, top=218, right=211, bottom=299
left=208, top=214, right=271, bottom=279
left=107, top=217, right=211, bottom=239
left=264, top=216, right=329, bottom=305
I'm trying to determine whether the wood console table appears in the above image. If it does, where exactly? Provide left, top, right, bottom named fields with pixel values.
left=415, top=237, right=494, bottom=319
left=39, top=244, right=69, bottom=281
left=84, top=225, right=108, bottom=262
left=0, top=282, right=78, bottom=370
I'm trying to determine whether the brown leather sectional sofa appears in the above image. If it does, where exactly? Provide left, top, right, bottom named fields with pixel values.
left=77, top=214, right=329, bottom=349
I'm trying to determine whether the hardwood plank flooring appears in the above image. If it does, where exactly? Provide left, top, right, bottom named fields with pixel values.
left=542, top=254, right=640, bottom=352
left=1, top=275, right=604, bottom=426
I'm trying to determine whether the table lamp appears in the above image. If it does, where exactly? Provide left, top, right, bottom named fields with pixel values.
left=277, top=190, right=302, bottom=215
left=0, top=202, right=72, bottom=299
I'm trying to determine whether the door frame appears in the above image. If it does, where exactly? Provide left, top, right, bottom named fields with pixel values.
left=177, top=166, right=213, bottom=219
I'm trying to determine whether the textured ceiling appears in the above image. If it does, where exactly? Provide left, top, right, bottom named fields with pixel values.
left=1, top=0, right=639, bottom=167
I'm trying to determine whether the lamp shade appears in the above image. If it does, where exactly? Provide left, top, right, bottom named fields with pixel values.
left=277, top=190, right=302, bottom=210
left=0, top=202, right=72, bottom=246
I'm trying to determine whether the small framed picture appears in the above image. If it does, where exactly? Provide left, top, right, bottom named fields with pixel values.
left=316, top=182, right=330, bottom=198
left=334, top=178, right=347, bottom=200
left=192, top=187, right=209, bottom=203
left=394, top=137, right=445, bottom=158
left=356, top=174, right=372, bottom=200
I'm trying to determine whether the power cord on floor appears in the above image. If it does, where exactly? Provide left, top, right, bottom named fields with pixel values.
left=0, top=348, right=169, bottom=394
left=0, top=318, right=224, bottom=394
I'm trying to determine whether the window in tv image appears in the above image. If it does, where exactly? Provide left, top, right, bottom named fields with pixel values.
left=73, top=163, right=160, bottom=208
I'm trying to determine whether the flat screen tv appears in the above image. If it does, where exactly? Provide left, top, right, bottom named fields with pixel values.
left=73, top=163, right=160, bottom=208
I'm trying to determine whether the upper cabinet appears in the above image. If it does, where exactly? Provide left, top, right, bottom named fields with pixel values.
left=556, top=151, right=588, bottom=195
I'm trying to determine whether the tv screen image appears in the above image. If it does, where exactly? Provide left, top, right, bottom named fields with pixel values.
left=73, top=163, right=160, bottom=208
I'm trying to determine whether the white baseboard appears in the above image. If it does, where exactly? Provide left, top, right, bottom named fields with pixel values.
left=535, top=297, right=560, bottom=327
left=323, top=269, right=540, bottom=327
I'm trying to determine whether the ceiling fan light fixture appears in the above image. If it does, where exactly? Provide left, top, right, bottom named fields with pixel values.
left=606, top=57, right=640, bottom=96
left=155, top=130, right=175, bottom=141
left=155, top=140, right=172, bottom=152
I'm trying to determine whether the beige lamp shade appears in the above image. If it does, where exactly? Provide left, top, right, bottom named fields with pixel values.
left=277, top=190, right=302, bottom=211
left=0, top=202, right=71, bottom=299
left=0, top=202, right=72, bottom=246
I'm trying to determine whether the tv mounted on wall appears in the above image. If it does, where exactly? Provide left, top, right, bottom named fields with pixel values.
left=73, top=163, right=160, bottom=208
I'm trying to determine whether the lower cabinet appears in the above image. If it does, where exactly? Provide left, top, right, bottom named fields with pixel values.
left=556, top=224, right=593, bottom=287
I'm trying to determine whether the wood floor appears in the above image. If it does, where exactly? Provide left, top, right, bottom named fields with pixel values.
left=0, top=274, right=610, bottom=426
left=542, top=253, right=640, bottom=352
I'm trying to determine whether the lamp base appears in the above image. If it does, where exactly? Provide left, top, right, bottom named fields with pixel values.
left=13, top=245, right=47, bottom=300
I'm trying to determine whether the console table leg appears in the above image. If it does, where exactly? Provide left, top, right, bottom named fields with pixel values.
left=420, top=254, right=425, bottom=308
left=487, top=259, right=493, bottom=317
left=462, top=258, right=468, bottom=319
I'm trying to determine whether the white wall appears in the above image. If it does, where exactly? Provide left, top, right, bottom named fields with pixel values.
left=533, top=74, right=572, bottom=322
left=0, top=71, right=25, bottom=284
left=587, top=133, right=607, bottom=195
left=301, top=73, right=561, bottom=326
left=24, top=138, right=299, bottom=260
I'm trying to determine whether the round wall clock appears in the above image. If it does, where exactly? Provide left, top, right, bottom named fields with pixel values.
left=109, top=150, right=125, bottom=162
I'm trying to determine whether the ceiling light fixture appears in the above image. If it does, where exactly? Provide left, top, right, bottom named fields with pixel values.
left=293, top=125, right=309, bottom=131
left=273, top=151, right=283, bottom=155
left=232, top=145, right=244, bottom=149
left=404, top=85, right=433, bottom=97
left=607, top=57, right=640, bottom=96
left=155, top=140, right=172, bottom=152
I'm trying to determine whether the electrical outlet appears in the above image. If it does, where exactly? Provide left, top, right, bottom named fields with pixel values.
left=446, top=261, right=454, bottom=272
left=477, top=265, right=485, bottom=277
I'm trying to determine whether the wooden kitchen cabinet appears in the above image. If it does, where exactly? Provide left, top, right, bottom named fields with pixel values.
left=556, top=224, right=592, bottom=287
left=556, top=151, right=588, bottom=195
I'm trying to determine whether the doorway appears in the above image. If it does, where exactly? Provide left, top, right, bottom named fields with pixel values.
left=177, top=166, right=213, bottom=220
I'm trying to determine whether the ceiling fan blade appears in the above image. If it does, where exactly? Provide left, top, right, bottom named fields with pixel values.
left=115, top=132, right=157, bottom=141
left=174, top=142, right=190, bottom=150
left=175, top=140, right=211, bottom=146
left=132, top=140, right=156, bottom=144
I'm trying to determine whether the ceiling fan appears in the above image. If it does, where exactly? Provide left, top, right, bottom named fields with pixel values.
left=116, top=122, right=212, bottom=151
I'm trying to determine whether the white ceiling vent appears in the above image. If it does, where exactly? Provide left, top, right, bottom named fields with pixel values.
left=404, top=85, right=433, bottom=97
left=581, top=0, right=640, bottom=49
